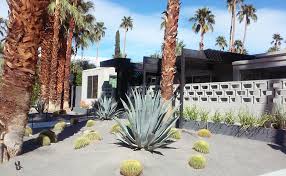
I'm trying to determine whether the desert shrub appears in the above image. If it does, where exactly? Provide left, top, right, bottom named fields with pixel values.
left=74, top=137, right=91, bottom=149
left=52, top=110, right=67, bottom=117
left=211, top=111, right=223, bottom=123
left=238, top=110, right=257, bottom=128
left=39, top=129, right=57, bottom=143
left=115, top=90, right=179, bottom=151
left=120, top=160, right=143, bottom=176
left=183, top=105, right=200, bottom=121
left=169, top=128, right=181, bottom=140
left=83, top=131, right=102, bottom=141
left=35, top=99, right=46, bottom=114
left=197, top=129, right=211, bottom=138
left=257, top=113, right=273, bottom=128
left=188, top=154, right=207, bottom=169
left=94, top=96, right=122, bottom=120
left=199, top=109, right=209, bottom=122
left=86, top=119, right=96, bottom=127
left=224, top=111, right=236, bottom=125
left=193, top=140, right=210, bottom=154
left=70, top=118, right=79, bottom=125
left=272, top=105, right=286, bottom=129
left=38, top=135, right=51, bottom=146
left=110, top=123, right=122, bottom=134
left=24, top=126, right=33, bottom=137
left=53, top=121, right=66, bottom=132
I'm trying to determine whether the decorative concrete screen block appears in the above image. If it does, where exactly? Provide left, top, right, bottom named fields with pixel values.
left=255, top=81, right=267, bottom=90
left=242, top=82, right=253, bottom=89
left=283, top=97, right=286, bottom=104
left=210, top=97, right=218, bottom=102
left=262, top=90, right=273, bottom=96
left=254, top=97, right=267, bottom=104
left=205, top=91, right=213, bottom=96
left=219, top=97, right=229, bottom=103
left=230, top=97, right=241, bottom=103
left=273, top=97, right=282, bottom=104
left=230, top=82, right=241, bottom=90
left=242, top=97, right=253, bottom=103
left=185, top=85, right=191, bottom=91
left=201, top=84, right=209, bottom=90
left=225, top=90, right=235, bottom=96
left=272, top=81, right=283, bottom=89
left=200, top=97, right=208, bottom=102
left=192, top=97, right=199, bottom=102
left=189, top=91, right=195, bottom=96
left=276, top=89, right=286, bottom=96
left=215, top=91, right=224, bottom=96
left=248, top=90, right=260, bottom=96
left=236, top=90, right=246, bottom=96
left=220, top=83, right=230, bottom=90
left=192, top=84, right=200, bottom=90
left=196, top=91, right=204, bottom=96
left=210, top=84, right=219, bottom=90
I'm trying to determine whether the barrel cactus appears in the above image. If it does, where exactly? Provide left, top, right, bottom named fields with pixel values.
left=120, top=160, right=143, bottom=176
left=169, top=128, right=181, bottom=140
left=197, top=129, right=211, bottom=138
left=94, top=96, right=122, bottom=120
left=193, top=140, right=210, bottom=154
left=189, top=154, right=207, bottom=169
left=74, top=137, right=91, bottom=149
left=24, top=126, right=33, bottom=136
left=86, top=119, right=96, bottom=127
left=115, top=90, right=179, bottom=151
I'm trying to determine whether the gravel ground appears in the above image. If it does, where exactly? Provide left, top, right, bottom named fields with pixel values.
left=0, top=120, right=286, bottom=176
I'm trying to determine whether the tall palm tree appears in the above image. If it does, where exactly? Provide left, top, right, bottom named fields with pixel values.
left=161, top=0, right=180, bottom=101
left=93, top=22, right=107, bottom=60
left=234, top=40, right=245, bottom=54
left=237, top=4, right=257, bottom=47
left=271, top=33, right=283, bottom=50
left=0, top=0, right=49, bottom=162
left=120, top=16, right=133, bottom=58
left=189, top=8, right=215, bottom=50
left=227, top=0, right=244, bottom=52
left=176, top=40, right=186, bottom=56
left=215, top=36, right=228, bottom=51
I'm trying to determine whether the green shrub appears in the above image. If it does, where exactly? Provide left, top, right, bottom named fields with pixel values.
left=211, top=111, right=223, bottom=123
left=110, top=123, right=122, bottom=134
left=86, top=119, right=96, bottom=127
left=70, top=118, right=79, bottom=125
left=238, top=110, right=257, bottom=128
left=193, top=140, right=210, bottom=154
left=52, top=110, right=67, bottom=116
left=74, top=137, right=91, bottom=149
left=197, top=129, right=211, bottom=138
left=39, top=129, right=57, bottom=143
left=183, top=105, right=199, bottom=121
left=188, top=154, right=207, bottom=169
left=120, top=160, right=143, bottom=176
left=169, top=128, right=181, bottom=140
left=53, top=121, right=66, bottom=132
left=83, top=131, right=102, bottom=141
left=257, top=113, right=272, bottom=127
left=94, top=97, right=122, bottom=120
left=272, top=105, right=286, bottom=129
left=224, top=111, right=236, bottom=125
left=115, top=90, right=179, bottom=151
left=37, top=134, right=51, bottom=146
left=199, top=109, right=209, bottom=122
left=24, top=126, right=33, bottom=137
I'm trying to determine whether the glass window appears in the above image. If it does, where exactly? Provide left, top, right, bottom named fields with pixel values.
left=87, top=76, right=98, bottom=99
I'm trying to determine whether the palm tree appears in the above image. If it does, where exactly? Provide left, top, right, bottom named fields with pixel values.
left=0, top=0, right=49, bottom=162
left=237, top=4, right=257, bottom=47
left=234, top=40, right=245, bottom=54
left=160, top=12, right=167, bottom=30
left=161, top=0, right=180, bottom=101
left=215, top=36, right=228, bottom=51
left=93, top=22, right=106, bottom=60
left=271, top=33, right=283, bottom=50
left=227, top=0, right=244, bottom=52
left=189, top=8, right=215, bottom=50
left=176, top=40, right=186, bottom=56
left=120, top=16, right=133, bottom=58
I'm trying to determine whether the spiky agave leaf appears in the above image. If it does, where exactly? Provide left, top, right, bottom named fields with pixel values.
left=115, top=89, right=179, bottom=151
left=95, top=96, right=122, bottom=120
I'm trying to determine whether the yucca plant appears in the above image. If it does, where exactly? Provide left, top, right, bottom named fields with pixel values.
left=95, top=96, right=122, bottom=120
left=115, top=90, right=179, bottom=151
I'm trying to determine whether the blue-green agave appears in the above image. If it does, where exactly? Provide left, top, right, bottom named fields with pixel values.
left=95, top=96, right=122, bottom=120
left=115, top=90, right=179, bottom=151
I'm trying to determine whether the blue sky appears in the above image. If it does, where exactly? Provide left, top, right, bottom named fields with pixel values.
left=1, top=0, right=286, bottom=63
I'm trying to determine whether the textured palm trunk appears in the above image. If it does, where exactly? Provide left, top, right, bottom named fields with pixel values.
left=230, top=1, right=237, bottom=52
left=160, top=0, right=180, bottom=101
left=242, top=18, right=247, bottom=48
left=123, top=30, right=127, bottom=58
left=0, top=0, right=48, bottom=162
left=48, top=0, right=61, bottom=112
left=63, top=18, right=75, bottom=110
left=56, top=36, right=67, bottom=109
left=40, top=16, right=54, bottom=105
left=199, top=32, right=204, bottom=50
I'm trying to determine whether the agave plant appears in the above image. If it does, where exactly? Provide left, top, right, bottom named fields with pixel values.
left=95, top=96, right=122, bottom=120
left=114, top=90, right=179, bottom=151
left=35, top=99, right=46, bottom=114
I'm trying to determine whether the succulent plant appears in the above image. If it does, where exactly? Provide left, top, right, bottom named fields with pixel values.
left=39, top=129, right=57, bottom=143
left=189, top=154, right=207, bottom=169
left=35, top=99, right=46, bottom=114
left=86, top=119, right=96, bottom=127
left=197, top=129, right=211, bottom=138
left=224, top=111, right=236, bottom=125
left=74, top=137, right=91, bottom=149
left=193, top=140, right=210, bottom=154
left=211, top=111, right=223, bottom=123
left=183, top=105, right=199, bottom=121
left=24, top=126, right=33, bottom=137
left=37, top=134, right=51, bottom=146
left=169, top=128, right=181, bottom=140
left=115, top=90, right=179, bottom=151
left=94, top=96, right=122, bottom=120
left=53, top=121, right=66, bottom=132
left=238, top=110, right=257, bottom=128
left=120, top=160, right=143, bottom=176
left=110, top=123, right=122, bottom=134
left=83, top=131, right=102, bottom=141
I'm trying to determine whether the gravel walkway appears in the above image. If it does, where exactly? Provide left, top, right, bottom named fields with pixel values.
left=0, top=120, right=286, bottom=176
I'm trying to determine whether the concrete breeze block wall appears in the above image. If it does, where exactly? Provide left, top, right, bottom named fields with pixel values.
left=132, top=79, right=286, bottom=117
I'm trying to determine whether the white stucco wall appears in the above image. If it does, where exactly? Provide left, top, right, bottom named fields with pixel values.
left=81, top=67, right=116, bottom=105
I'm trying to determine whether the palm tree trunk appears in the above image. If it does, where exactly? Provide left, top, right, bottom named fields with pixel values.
left=56, top=36, right=67, bottom=109
left=63, top=18, right=75, bottom=110
left=40, top=15, right=54, bottom=105
left=230, top=1, right=237, bottom=52
left=161, top=0, right=180, bottom=101
left=0, top=0, right=49, bottom=162
left=123, top=30, right=127, bottom=58
left=242, top=19, right=247, bottom=48
left=199, top=32, right=204, bottom=50
left=49, top=0, right=61, bottom=112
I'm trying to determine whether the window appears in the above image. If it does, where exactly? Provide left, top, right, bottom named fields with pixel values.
left=87, top=76, right=98, bottom=99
